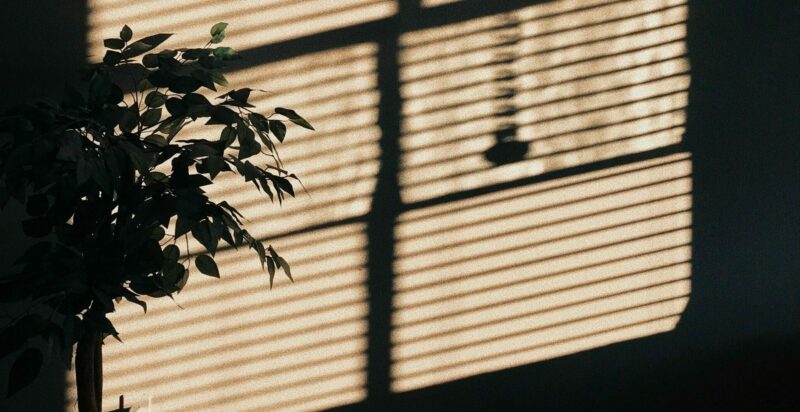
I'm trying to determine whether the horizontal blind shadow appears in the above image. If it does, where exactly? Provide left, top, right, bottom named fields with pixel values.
left=66, top=41, right=381, bottom=412
left=392, top=154, right=692, bottom=392
left=392, top=0, right=691, bottom=392
left=398, top=0, right=689, bottom=204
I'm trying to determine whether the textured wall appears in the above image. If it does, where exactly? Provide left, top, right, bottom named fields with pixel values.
left=1, top=0, right=797, bottom=411
left=76, top=1, right=699, bottom=410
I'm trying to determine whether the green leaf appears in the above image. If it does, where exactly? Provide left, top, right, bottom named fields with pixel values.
left=275, top=107, right=314, bottom=130
left=169, top=76, right=201, bottom=94
left=141, top=108, right=162, bottom=128
left=277, top=256, right=292, bottom=282
left=7, top=348, right=43, bottom=397
left=240, top=161, right=261, bottom=182
left=198, top=55, right=219, bottom=70
left=142, top=53, right=159, bottom=68
left=210, top=22, right=228, bottom=36
left=174, top=215, right=193, bottom=237
left=165, top=98, right=187, bottom=117
left=119, top=141, right=151, bottom=174
left=219, top=126, right=236, bottom=147
left=104, top=38, right=125, bottom=50
left=248, top=113, right=269, bottom=132
left=88, top=72, right=112, bottom=106
left=195, top=254, right=220, bottom=278
left=204, top=155, right=226, bottom=179
left=266, top=257, right=276, bottom=288
left=252, top=240, right=266, bottom=270
left=186, top=143, right=218, bottom=158
left=212, top=47, right=239, bottom=60
left=182, top=48, right=211, bottom=60
left=209, top=70, right=228, bottom=87
left=163, top=261, right=186, bottom=285
left=122, top=33, right=173, bottom=59
left=137, top=78, right=153, bottom=92
left=122, top=289, right=148, bottom=313
left=208, top=217, right=227, bottom=243
left=209, top=105, right=236, bottom=125
left=56, top=131, right=82, bottom=161
left=164, top=117, right=188, bottom=142
left=183, top=93, right=211, bottom=106
left=237, top=119, right=260, bottom=159
left=144, top=134, right=168, bottom=148
left=183, top=93, right=212, bottom=117
left=269, top=120, right=286, bottom=142
left=273, top=175, right=294, bottom=197
left=191, top=69, right=216, bottom=91
left=120, top=25, right=133, bottom=42
left=192, top=220, right=217, bottom=255
left=156, top=115, right=183, bottom=135
left=108, top=84, right=124, bottom=105
left=118, top=108, right=139, bottom=133
left=99, top=317, right=122, bottom=342
left=150, top=225, right=166, bottom=240
left=220, top=200, right=243, bottom=219
left=211, top=32, right=225, bottom=44
left=158, top=49, right=178, bottom=59
left=270, top=246, right=292, bottom=282
left=148, top=171, right=169, bottom=183
left=175, top=266, right=189, bottom=291
left=103, top=50, right=122, bottom=66
left=148, top=69, right=175, bottom=87
left=228, top=88, right=251, bottom=105
left=145, top=91, right=166, bottom=108
left=163, top=244, right=180, bottom=262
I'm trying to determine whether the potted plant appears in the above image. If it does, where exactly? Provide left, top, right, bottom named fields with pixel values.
left=0, top=23, right=311, bottom=412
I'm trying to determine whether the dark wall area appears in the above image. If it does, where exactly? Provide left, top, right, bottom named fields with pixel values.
left=0, top=2, right=86, bottom=409
left=0, top=2, right=87, bottom=107
left=0, top=1, right=87, bottom=269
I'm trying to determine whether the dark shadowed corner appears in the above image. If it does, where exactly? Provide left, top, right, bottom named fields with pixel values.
left=0, top=1, right=86, bottom=410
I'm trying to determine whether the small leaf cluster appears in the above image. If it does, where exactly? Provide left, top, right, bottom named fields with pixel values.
left=0, top=24, right=312, bottom=396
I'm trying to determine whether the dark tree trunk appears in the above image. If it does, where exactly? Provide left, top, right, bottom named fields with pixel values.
left=75, top=329, right=103, bottom=412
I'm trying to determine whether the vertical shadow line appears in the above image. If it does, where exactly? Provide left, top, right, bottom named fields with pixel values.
left=364, top=0, right=418, bottom=407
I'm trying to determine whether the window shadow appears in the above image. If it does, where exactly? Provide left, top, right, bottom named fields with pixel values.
left=3, top=0, right=799, bottom=410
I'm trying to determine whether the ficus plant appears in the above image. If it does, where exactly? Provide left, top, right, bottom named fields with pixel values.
left=0, top=23, right=311, bottom=412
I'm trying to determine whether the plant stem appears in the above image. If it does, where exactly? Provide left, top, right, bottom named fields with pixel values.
left=75, top=329, right=103, bottom=412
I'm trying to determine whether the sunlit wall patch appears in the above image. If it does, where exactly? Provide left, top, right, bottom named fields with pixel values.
left=96, top=224, right=370, bottom=412
left=420, top=0, right=462, bottom=7
left=87, top=0, right=397, bottom=59
left=205, top=43, right=381, bottom=239
left=398, top=0, right=688, bottom=204
left=65, top=43, right=381, bottom=412
left=392, top=0, right=691, bottom=392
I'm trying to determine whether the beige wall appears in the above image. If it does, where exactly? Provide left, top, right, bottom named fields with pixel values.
left=67, top=0, right=693, bottom=410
